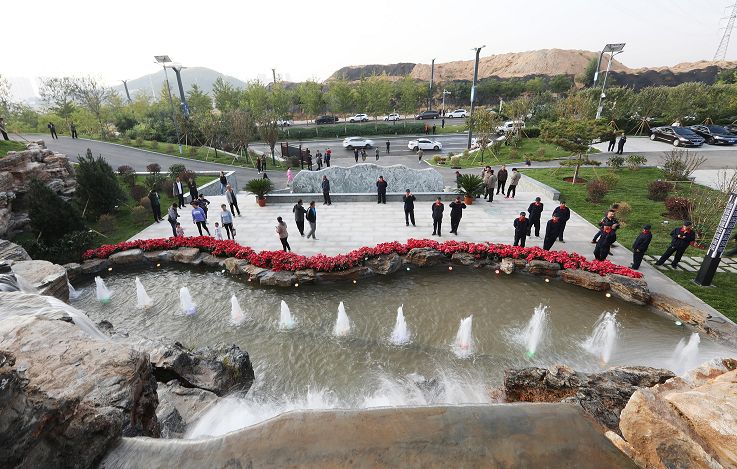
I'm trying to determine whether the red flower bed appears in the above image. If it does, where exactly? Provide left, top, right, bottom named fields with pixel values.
left=82, top=237, right=643, bottom=278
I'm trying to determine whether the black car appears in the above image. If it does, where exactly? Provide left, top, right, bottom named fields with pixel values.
left=315, top=115, right=339, bottom=125
left=649, top=126, right=704, bottom=147
left=415, top=110, right=440, bottom=120
left=724, top=123, right=737, bottom=135
left=689, top=124, right=737, bottom=145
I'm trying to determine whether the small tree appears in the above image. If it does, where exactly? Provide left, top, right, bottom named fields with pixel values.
left=39, top=77, right=78, bottom=125
left=468, top=108, right=501, bottom=163
left=258, top=111, right=279, bottom=165
left=76, top=152, right=126, bottom=218
left=27, top=179, right=85, bottom=242
left=73, top=77, right=114, bottom=139
left=541, top=118, right=613, bottom=184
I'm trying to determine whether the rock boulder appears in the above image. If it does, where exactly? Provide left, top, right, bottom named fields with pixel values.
left=526, top=260, right=561, bottom=276
left=0, top=239, right=30, bottom=263
left=365, top=252, right=403, bottom=274
left=606, top=274, right=650, bottom=305
left=560, top=269, right=610, bottom=291
left=80, top=258, right=110, bottom=275
left=259, top=270, right=297, bottom=287
left=292, top=163, right=443, bottom=193
left=223, top=257, right=250, bottom=274
left=405, top=247, right=447, bottom=267
left=499, top=257, right=515, bottom=274
left=315, top=265, right=371, bottom=282
left=172, top=247, right=201, bottom=264
left=11, top=259, right=69, bottom=302
left=109, top=248, right=147, bottom=266
left=156, top=380, right=218, bottom=439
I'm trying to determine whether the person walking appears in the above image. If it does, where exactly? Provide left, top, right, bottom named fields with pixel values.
left=148, top=189, right=163, bottom=223
left=592, top=210, right=620, bottom=244
left=197, top=194, right=211, bottom=219
left=441, top=118, right=445, bottom=129
left=293, top=199, right=307, bottom=236
left=386, top=140, right=390, bottom=154
left=654, top=221, right=696, bottom=268
left=593, top=225, right=617, bottom=261
left=0, top=117, right=9, bottom=140
left=188, top=178, right=198, bottom=201
left=527, top=197, right=544, bottom=237
left=219, top=171, right=228, bottom=195
left=631, top=224, right=653, bottom=270
left=417, top=148, right=424, bottom=162
left=307, top=154, right=313, bottom=171
left=403, top=189, right=416, bottom=226
left=191, top=202, right=210, bottom=236
left=376, top=176, right=388, bottom=204
left=607, top=135, right=616, bottom=152
left=513, top=212, right=530, bottom=247
left=361, top=149, right=367, bottom=161
left=486, top=169, right=497, bottom=203
left=543, top=215, right=562, bottom=250
left=325, top=148, right=332, bottom=167
left=167, top=203, right=179, bottom=237
left=276, top=217, right=291, bottom=252
left=173, top=177, right=185, bottom=208
left=47, top=122, right=58, bottom=139
left=449, top=196, right=466, bottom=235
left=431, top=197, right=444, bottom=236
left=455, top=170, right=462, bottom=189
left=354, top=148, right=359, bottom=163
left=70, top=122, right=78, bottom=139
left=316, top=151, right=323, bottom=170
left=432, top=124, right=436, bottom=135
left=226, top=184, right=241, bottom=216
left=306, top=201, right=318, bottom=239
left=287, top=167, right=294, bottom=188
left=256, top=156, right=262, bottom=173
left=496, top=165, right=508, bottom=195
left=481, top=166, right=491, bottom=200
left=506, top=168, right=521, bottom=199
left=552, top=201, right=571, bottom=243
left=375, top=147, right=380, bottom=161
left=321, top=176, right=332, bottom=205
left=616, top=133, right=627, bottom=155
left=220, top=204, right=235, bottom=239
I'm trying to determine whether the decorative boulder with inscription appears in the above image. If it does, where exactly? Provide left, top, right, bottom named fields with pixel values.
left=292, top=163, right=444, bottom=193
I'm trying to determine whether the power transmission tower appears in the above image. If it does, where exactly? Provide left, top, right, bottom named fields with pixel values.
left=714, top=0, right=737, bottom=60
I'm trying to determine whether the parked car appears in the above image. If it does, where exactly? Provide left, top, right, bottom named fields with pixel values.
left=349, top=113, right=369, bottom=123
left=688, top=125, right=737, bottom=145
left=384, top=113, right=401, bottom=121
left=342, top=136, right=375, bottom=149
left=416, top=110, right=440, bottom=120
left=471, top=134, right=506, bottom=148
left=447, top=109, right=467, bottom=118
left=408, top=138, right=442, bottom=151
left=496, top=120, right=525, bottom=133
left=276, top=119, right=293, bottom=126
left=649, top=126, right=705, bottom=147
left=315, top=115, right=339, bottom=125
left=724, top=123, right=737, bottom=134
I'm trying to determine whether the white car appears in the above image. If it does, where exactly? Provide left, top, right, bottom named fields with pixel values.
left=276, top=119, right=293, bottom=126
left=384, top=113, right=401, bottom=121
left=342, top=136, right=375, bottom=149
left=349, top=113, right=369, bottom=123
left=497, top=120, right=526, bottom=133
left=408, top=138, right=442, bottom=151
left=447, top=109, right=467, bottom=118
left=471, top=134, right=506, bottom=148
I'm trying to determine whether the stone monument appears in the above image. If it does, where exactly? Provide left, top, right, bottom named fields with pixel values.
left=291, top=163, right=443, bottom=193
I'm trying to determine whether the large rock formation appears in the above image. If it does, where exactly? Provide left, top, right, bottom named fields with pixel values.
left=292, top=163, right=443, bottom=193
left=10, top=259, right=69, bottom=302
left=0, top=238, right=31, bottom=263
left=0, top=141, right=77, bottom=238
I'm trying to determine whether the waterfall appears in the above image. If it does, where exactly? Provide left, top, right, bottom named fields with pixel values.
left=179, top=287, right=196, bottom=316
left=584, top=312, right=619, bottom=364
left=67, top=281, right=82, bottom=300
left=521, top=304, right=548, bottom=357
left=135, top=277, right=153, bottom=309
left=333, top=301, right=351, bottom=337
left=279, top=300, right=296, bottom=330
left=390, top=305, right=410, bottom=345
left=230, top=295, right=245, bottom=325
left=95, top=276, right=112, bottom=303
left=452, top=315, right=474, bottom=358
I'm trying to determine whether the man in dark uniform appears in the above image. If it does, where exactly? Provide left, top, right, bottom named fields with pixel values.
left=527, top=197, right=544, bottom=237
left=354, top=148, right=359, bottom=162
left=543, top=215, right=562, bottom=250
left=403, top=189, right=416, bottom=226
left=376, top=176, right=388, bottom=204
left=654, top=221, right=696, bottom=268
left=292, top=199, right=307, bottom=236
left=70, top=122, right=78, bottom=139
left=631, top=224, right=652, bottom=270
left=513, top=211, right=530, bottom=247
left=431, top=197, right=444, bottom=236
left=386, top=140, right=390, bottom=154
left=47, top=122, right=58, bottom=139
left=607, top=135, right=616, bottom=152
left=321, top=176, right=332, bottom=205
left=616, top=133, right=627, bottom=155
left=592, top=210, right=620, bottom=243
left=449, top=196, right=466, bottom=235
left=593, top=225, right=617, bottom=261
left=552, top=201, right=571, bottom=243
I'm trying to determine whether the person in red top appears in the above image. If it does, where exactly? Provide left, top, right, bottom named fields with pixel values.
left=654, top=221, right=696, bottom=268
left=513, top=212, right=530, bottom=247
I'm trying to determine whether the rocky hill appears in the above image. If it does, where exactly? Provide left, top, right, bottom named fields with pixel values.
left=113, top=67, right=247, bottom=99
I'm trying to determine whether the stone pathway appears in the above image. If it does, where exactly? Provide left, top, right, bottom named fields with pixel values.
left=647, top=255, right=737, bottom=274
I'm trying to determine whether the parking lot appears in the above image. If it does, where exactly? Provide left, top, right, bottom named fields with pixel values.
left=590, top=136, right=737, bottom=169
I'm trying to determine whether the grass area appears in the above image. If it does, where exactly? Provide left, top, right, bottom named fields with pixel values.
left=0, top=139, right=28, bottom=154
left=661, top=270, right=737, bottom=323
left=430, top=138, right=573, bottom=168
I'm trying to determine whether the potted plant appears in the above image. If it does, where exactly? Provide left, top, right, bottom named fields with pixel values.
left=457, top=174, right=484, bottom=205
left=245, top=178, right=274, bottom=207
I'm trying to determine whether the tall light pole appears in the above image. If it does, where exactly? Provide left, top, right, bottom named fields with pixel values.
left=121, top=80, right=132, bottom=103
left=272, top=68, right=277, bottom=86
left=154, top=55, right=183, bottom=154
left=428, top=58, right=435, bottom=111
left=467, top=45, right=485, bottom=150
left=595, top=43, right=625, bottom=119
left=441, top=89, right=451, bottom=114
left=166, top=64, right=190, bottom=119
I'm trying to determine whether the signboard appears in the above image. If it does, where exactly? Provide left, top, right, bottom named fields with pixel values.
left=707, top=192, right=737, bottom=258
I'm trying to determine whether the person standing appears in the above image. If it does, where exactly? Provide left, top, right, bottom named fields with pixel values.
left=191, top=202, right=210, bottom=236
left=226, top=184, right=240, bottom=216
left=432, top=124, right=436, bottom=135
left=592, top=210, right=620, bottom=244
left=354, top=148, right=359, bottom=163
left=513, top=212, right=530, bottom=247
left=167, top=203, right=179, bottom=237
left=256, top=156, right=263, bottom=173
left=173, top=177, right=185, bottom=208
left=306, top=201, right=318, bottom=239
left=552, top=201, right=571, bottom=243
left=316, top=151, right=323, bottom=170
left=543, top=215, right=562, bottom=250
left=654, top=221, right=696, bottom=268
left=361, top=149, right=367, bottom=161
left=70, top=122, right=78, bottom=139
left=403, top=189, right=416, bottom=226
left=482, top=166, right=491, bottom=200
left=214, top=222, right=223, bottom=240
left=449, top=196, right=466, bottom=235
left=321, top=176, right=332, bottom=205
left=496, top=165, right=508, bottom=196
left=375, top=147, right=380, bottom=161
left=293, top=199, right=307, bottom=236
left=148, top=189, right=162, bottom=223
left=220, top=204, right=235, bottom=239
left=0, top=117, right=9, bottom=140
left=527, top=197, right=544, bottom=237
left=219, top=171, right=228, bottom=195
left=431, top=197, right=444, bottom=236
left=455, top=170, right=462, bottom=189
left=307, top=154, right=313, bottom=171
left=276, top=217, right=291, bottom=252
left=188, top=178, right=198, bottom=201
left=485, top=169, right=497, bottom=203
left=607, top=135, right=616, bottom=152
left=325, top=148, right=332, bottom=167
left=47, top=122, right=58, bottom=139
left=617, top=133, right=627, bottom=155
left=417, top=148, right=424, bottom=162
left=197, top=194, right=210, bottom=219
left=506, top=168, right=521, bottom=199
left=593, top=225, right=617, bottom=261
left=376, top=176, right=388, bottom=204
left=631, top=224, right=653, bottom=270
left=386, top=140, right=390, bottom=154
left=441, top=118, right=445, bottom=129
left=287, top=167, right=294, bottom=188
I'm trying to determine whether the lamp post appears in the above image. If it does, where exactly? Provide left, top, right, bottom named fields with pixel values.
left=121, top=80, right=132, bottom=103
left=441, top=89, right=451, bottom=115
left=694, top=192, right=737, bottom=286
left=428, top=58, right=435, bottom=111
left=467, top=45, right=485, bottom=150
left=595, top=43, right=625, bottom=119
left=165, top=64, right=190, bottom=119
left=154, top=55, right=183, bottom=154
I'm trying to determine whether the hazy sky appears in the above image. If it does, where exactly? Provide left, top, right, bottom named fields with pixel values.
left=4, top=0, right=735, bottom=87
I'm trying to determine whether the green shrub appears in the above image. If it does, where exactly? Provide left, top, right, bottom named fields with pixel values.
left=606, top=155, right=624, bottom=169
left=150, top=140, right=159, bottom=150
left=665, top=196, right=693, bottom=219
left=146, top=163, right=161, bottom=174
left=121, top=135, right=131, bottom=146
left=279, top=122, right=426, bottom=140
left=586, top=180, right=609, bottom=203
left=536, top=147, right=546, bottom=159
left=244, top=178, right=274, bottom=198
left=625, top=154, right=648, bottom=170
left=524, top=127, right=541, bottom=138
left=189, top=146, right=198, bottom=157
left=648, top=180, right=674, bottom=201
left=27, top=179, right=85, bottom=243
left=168, top=164, right=186, bottom=180
left=131, top=205, right=150, bottom=224
left=144, top=173, right=166, bottom=192
left=20, top=230, right=95, bottom=264
left=76, top=154, right=126, bottom=218
left=431, top=155, right=441, bottom=163
left=97, top=214, right=117, bottom=234
left=457, top=174, right=485, bottom=197
left=615, top=201, right=632, bottom=224
left=117, top=165, right=136, bottom=187
left=598, top=172, right=620, bottom=190
left=450, top=155, right=461, bottom=168
left=135, top=136, right=144, bottom=146
left=130, top=184, right=148, bottom=202
left=139, top=196, right=151, bottom=210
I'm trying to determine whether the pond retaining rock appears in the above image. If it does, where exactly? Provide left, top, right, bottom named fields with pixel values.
left=405, top=247, right=447, bottom=267
left=365, top=252, right=403, bottom=274
left=172, top=247, right=201, bottom=264
left=156, top=380, right=219, bottom=439
left=80, top=257, right=110, bottom=275
left=500, top=257, right=515, bottom=274
left=450, top=252, right=476, bottom=266
left=560, top=269, right=611, bottom=291
left=62, top=262, right=81, bottom=281
left=259, top=270, right=297, bottom=287
left=223, top=257, right=249, bottom=274
left=295, top=269, right=316, bottom=284
left=315, top=265, right=371, bottom=282
left=109, top=248, right=147, bottom=266
left=606, top=274, right=650, bottom=305
left=526, top=260, right=561, bottom=276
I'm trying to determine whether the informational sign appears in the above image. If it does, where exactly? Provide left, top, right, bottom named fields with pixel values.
left=707, top=192, right=737, bottom=258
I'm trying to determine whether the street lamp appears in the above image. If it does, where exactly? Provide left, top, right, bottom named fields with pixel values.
left=428, top=58, right=435, bottom=111
left=121, top=80, right=132, bottom=103
left=594, top=43, right=625, bottom=119
left=154, top=55, right=183, bottom=154
left=441, top=89, right=451, bottom=115
left=467, top=45, right=485, bottom=150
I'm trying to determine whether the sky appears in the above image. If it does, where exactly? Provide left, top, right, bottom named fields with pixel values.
left=3, top=0, right=736, bottom=92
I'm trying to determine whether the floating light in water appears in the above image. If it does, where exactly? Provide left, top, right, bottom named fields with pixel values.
left=675, top=321, right=683, bottom=326
left=406, top=267, right=411, bottom=271
left=448, top=266, right=453, bottom=271
left=605, top=292, right=611, bottom=298
left=107, top=267, right=113, bottom=272
left=294, top=283, right=299, bottom=287
left=221, top=269, right=225, bottom=273
left=352, top=280, right=357, bottom=284
left=544, top=278, right=550, bottom=283
left=156, top=263, right=161, bottom=267
left=495, top=270, right=500, bottom=274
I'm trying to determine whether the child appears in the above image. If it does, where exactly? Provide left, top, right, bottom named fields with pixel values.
left=214, top=222, right=223, bottom=240
left=175, top=222, right=184, bottom=237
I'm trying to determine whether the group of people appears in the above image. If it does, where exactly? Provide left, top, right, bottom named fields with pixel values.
left=166, top=196, right=237, bottom=241
left=479, top=165, right=522, bottom=201
left=607, top=133, right=627, bottom=154
left=297, top=148, right=333, bottom=171
left=44, top=121, right=78, bottom=140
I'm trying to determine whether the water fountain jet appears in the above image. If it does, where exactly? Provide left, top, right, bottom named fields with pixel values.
left=279, top=300, right=296, bottom=329
left=390, top=305, right=410, bottom=345
left=67, top=281, right=82, bottom=300
left=135, top=277, right=153, bottom=309
left=584, top=312, right=619, bottom=364
left=230, top=295, right=245, bottom=324
left=671, top=332, right=701, bottom=376
left=179, top=287, right=196, bottom=316
left=94, top=276, right=112, bottom=303
left=452, top=315, right=474, bottom=358
left=333, top=301, right=351, bottom=337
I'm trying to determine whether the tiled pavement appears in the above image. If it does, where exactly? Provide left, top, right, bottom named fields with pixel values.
left=649, top=255, right=737, bottom=274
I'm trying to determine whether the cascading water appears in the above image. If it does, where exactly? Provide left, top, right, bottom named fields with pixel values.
left=230, top=295, right=245, bottom=325
left=333, top=301, right=351, bottom=337
left=179, top=287, right=196, bottom=316
left=583, top=312, right=619, bottom=364
left=279, top=300, right=296, bottom=330
left=390, top=304, right=410, bottom=345
left=452, top=315, right=474, bottom=358
left=671, top=333, right=701, bottom=376
left=67, top=281, right=82, bottom=300
left=95, top=276, right=112, bottom=303
left=521, top=304, right=548, bottom=358
left=135, top=277, right=153, bottom=309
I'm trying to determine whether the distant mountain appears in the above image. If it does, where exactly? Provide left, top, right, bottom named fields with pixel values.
left=113, top=67, right=247, bottom=99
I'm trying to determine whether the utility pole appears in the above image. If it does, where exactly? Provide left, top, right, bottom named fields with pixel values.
left=121, top=80, right=132, bottom=103
left=154, top=55, right=183, bottom=154
left=441, top=89, right=451, bottom=114
left=715, top=1, right=737, bottom=60
left=272, top=68, right=277, bottom=85
left=467, top=46, right=485, bottom=150
left=428, top=58, right=435, bottom=111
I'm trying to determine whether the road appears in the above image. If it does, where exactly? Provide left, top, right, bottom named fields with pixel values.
left=590, top=137, right=737, bottom=169
left=282, top=114, right=469, bottom=128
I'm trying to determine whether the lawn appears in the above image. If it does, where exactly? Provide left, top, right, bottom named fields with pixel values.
left=0, top=139, right=28, bottom=154
left=431, top=138, right=574, bottom=168
left=661, top=270, right=737, bottom=323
